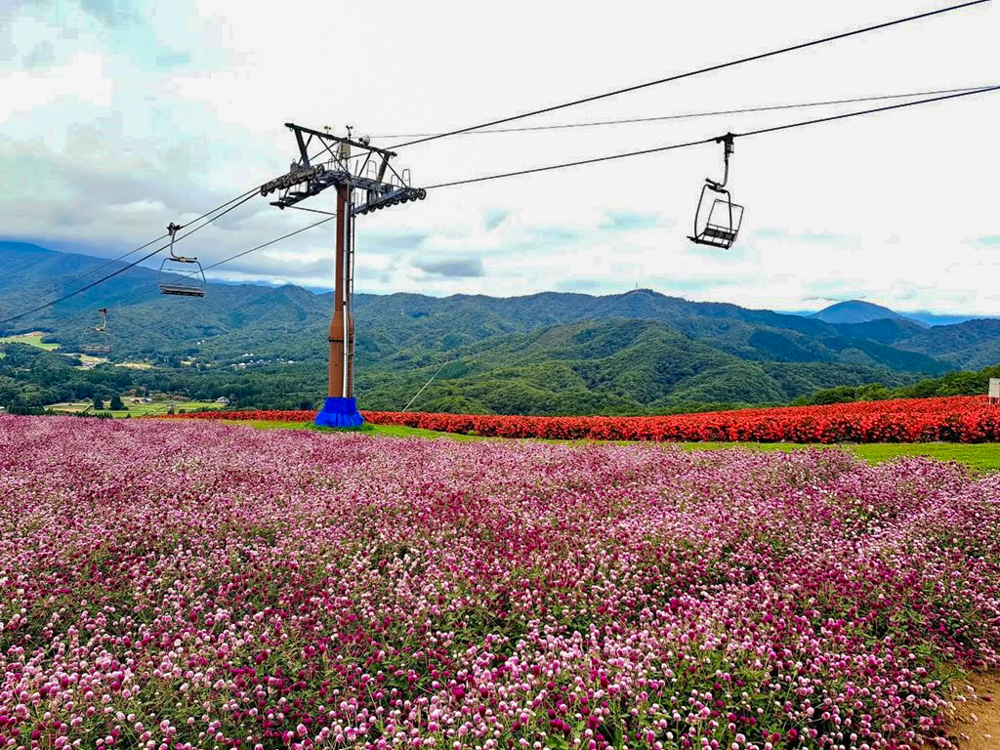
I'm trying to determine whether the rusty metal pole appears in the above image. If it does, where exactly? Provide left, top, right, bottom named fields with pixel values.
left=328, top=185, right=348, bottom=398
left=314, top=184, right=363, bottom=427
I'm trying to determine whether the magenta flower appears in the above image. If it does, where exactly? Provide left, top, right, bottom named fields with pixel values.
left=0, top=414, right=997, bottom=750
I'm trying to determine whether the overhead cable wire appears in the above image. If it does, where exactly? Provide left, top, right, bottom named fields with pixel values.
left=0, top=192, right=258, bottom=328
left=281, top=205, right=338, bottom=217
left=45, top=186, right=261, bottom=295
left=202, top=215, right=336, bottom=272
left=372, top=84, right=997, bottom=138
left=44, top=233, right=168, bottom=295
left=737, top=84, right=1000, bottom=137
left=402, top=359, right=452, bottom=412
left=108, top=214, right=338, bottom=309
left=386, top=0, right=991, bottom=149
left=423, top=85, right=1000, bottom=190
left=92, top=85, right=1000, bottom=312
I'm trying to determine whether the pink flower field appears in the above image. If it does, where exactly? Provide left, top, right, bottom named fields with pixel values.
left=1, top=415, right=999, bottom=750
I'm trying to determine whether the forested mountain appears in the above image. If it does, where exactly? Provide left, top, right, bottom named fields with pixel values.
left=810, top=300, right=914, bottom=325
left=809, top=299, right=987, bottom=327
left=2, top=241, right=1000, bottom=413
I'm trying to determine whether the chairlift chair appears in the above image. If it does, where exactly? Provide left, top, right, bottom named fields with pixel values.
left=689, top=133, right=744, bottom=250
left=159, top=222, right=207, bottom=297
left=94, top=307, right=108, bottom=333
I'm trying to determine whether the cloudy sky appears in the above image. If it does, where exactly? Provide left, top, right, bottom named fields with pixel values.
left=2, top=0, right=998, bottom=314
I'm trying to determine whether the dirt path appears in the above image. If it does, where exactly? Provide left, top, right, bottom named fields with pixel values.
left=935, top=673, right=1000, bottom=749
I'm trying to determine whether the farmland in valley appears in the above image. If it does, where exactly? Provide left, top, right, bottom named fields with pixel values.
left=0, top=331, right=58, bottom=351
left=45, top=399, right=224, bottom=417
left=1, top=414, right=998, bottom=750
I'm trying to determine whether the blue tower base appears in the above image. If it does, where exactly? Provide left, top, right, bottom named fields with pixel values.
left=314, top=397, right=364, bottom=428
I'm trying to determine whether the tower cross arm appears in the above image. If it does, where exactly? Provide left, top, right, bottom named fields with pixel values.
left=284, top=122, right=398, bottom=158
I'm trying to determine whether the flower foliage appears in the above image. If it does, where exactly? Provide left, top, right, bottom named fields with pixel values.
left=172, top=396, right=1000, bottom=443
left=1, top=415, right=999, bottom=750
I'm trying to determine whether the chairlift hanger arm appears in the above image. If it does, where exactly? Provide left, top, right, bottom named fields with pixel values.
left=166, top=222, right=199, bottom=261
left=707, top=133, right=736, bottom=189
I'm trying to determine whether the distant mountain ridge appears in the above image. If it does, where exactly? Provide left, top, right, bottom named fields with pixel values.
left=811, top=300, right=912, bottom=325
left=803, top=298, right=993, bottom=327
left=3, top=241, right=1000, bottom=412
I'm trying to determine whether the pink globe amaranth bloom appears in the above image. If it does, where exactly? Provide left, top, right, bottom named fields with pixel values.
left=0, top=414, right=998, bottom=750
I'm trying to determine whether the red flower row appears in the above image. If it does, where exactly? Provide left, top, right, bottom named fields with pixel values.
left=164, top=395, right=1000, bottom=443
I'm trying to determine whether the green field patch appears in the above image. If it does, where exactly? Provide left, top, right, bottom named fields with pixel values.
left=850, top=443, right=1000, bottom=472
left=72, top=353, right=109, bottom=368
left=671, top=441, right=1000, bottom=471
left=45, top=402, right=92, bottom=414
left=47, top=400, right=225, bottom=417
left=111, top=401, right=224, bottom=417
left=0, top=332, right=59, bottom=350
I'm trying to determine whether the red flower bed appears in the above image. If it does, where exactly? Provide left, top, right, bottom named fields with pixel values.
left=165, top=395, right=1000, bottom=443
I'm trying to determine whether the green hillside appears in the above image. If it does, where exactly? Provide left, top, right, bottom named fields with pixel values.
left=357, top=320, right=916, bottom=414
left=1, top=241, right=999, bottom=414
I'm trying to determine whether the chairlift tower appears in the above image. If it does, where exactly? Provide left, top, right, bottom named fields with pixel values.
left=265, top=122, right=426, bottom=427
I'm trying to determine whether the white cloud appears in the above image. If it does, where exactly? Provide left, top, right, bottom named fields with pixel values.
left=413, top=256, right=485, bottom=278
left=106, top=198, right=167, bottom=214
left=1, top=0, right=999, bottom=315
left=0, top=53, right=112, bottom=121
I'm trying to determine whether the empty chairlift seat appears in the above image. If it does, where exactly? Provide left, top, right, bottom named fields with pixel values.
left=688, top=133, right=745, bottom=250
left=158, top=262, right=207, bottom=297
left=690, top=187, right=744, bottom=249
left=159, top=222, right=207, bottom=297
